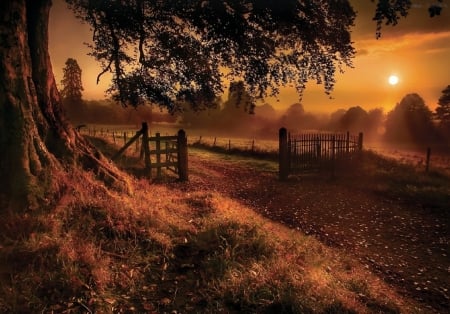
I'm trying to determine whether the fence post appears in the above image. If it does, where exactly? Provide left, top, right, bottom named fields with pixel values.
left=279, top=128, right=289, bottom=181
left=346, top=131, right=350, bottom=153
left=177, top=129, right=188, bottom=181
left=331, top=135, right=336, bottom=178
left=358, top=132, right=364, bottom=151
left=316, top=137, right=321, bottom=159
left=142, top=122, right=151, bottom=178
left=425, top=147, right=431, bottom=172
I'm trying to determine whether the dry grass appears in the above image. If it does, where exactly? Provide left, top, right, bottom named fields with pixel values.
left=0, top=147, right=432, bottom=313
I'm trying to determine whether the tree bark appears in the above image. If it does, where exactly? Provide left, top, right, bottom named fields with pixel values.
left=0, top=0, right=126, bottom=211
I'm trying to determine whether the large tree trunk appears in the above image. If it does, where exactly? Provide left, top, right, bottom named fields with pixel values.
left=0, top=0, right=126, bottom=211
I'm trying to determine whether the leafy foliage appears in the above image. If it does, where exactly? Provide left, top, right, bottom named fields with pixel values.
left=63, top=0, right=446, bottom=113
left=436, top=85, right=450, bottom=125
left=66, top=0, right=357, bottom=111
left=371, top=0, right=446, bottom=38
left=385, top=93, right=436, bottom=144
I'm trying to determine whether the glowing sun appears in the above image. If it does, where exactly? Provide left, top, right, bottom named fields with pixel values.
left=388, top=75, right=399, bottom=85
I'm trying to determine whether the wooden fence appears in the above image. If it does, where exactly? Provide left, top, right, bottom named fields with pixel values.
left=111, top=123, right=188, bottom=180
left=279, top=127, right=363, bottom=180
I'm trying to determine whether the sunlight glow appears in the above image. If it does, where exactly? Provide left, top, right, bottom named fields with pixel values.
left=388, top=75, right=399, bottom=85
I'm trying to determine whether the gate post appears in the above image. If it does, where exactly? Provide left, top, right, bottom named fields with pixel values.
left=142, top=122, right=151, bottom=178
left=177, top=129, right=188, bottom=181
left=155, top=133, right=162, bottom=179
left=279, top=128, right=289, bottom=181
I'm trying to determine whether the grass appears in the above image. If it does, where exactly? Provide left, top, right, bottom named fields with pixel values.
left=191, top=139, right=449, bottom=218
left=190, top=140, right=278, bottom=163
left=1, top=135, right=446, bottom=313
left=350, top=150, right=450, bottom=218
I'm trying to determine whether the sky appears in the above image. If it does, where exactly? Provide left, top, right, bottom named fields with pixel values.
left=49, top=0, right=450, bottom=114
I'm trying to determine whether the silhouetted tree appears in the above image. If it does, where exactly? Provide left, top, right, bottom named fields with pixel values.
left=60, top=58, right=86, bottom=122
left=435, top=85, right=450, bottom=141
left=227, top=81, right=255, bottom=114
left=255, top=103, right=278, bottom=121
left=179, top=98, right=221, bottom=129
left=279, top=103, right=305, bottom=131
left=339, top=106, right=368, bottom=133
left=60, top=58, right=83, bottom=102
left=436, top=85, right=450, bottom=127
left=385, top=93, right=436, bottom=144
left=327, top=109, right=347, bottom=131
left=66, top=0, right=358, bottom=110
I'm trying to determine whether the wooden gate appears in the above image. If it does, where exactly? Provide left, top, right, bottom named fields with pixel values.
left=112, top=123, right=188, bottom=180
left=279, top=128, right=363, bottom=180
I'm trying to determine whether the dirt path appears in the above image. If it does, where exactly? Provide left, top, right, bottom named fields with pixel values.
left=183, top=151, right=449, bottom=313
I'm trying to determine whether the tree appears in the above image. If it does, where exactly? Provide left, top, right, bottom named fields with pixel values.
left=327, top=109, right=347, bottom=131
left=279, top=103, right=305, bottom=131
left=60, top=58, right=83, bottom=102
left=436, top=85, right=450, bottom=125
left=66, top=0, right=357, bottom=109
left=60, top=58, right=86, bottom=122
left=0, top=0, right=444, bottom=208
left=385, top=93, right=436, bottom=144
left=338, top=106, right=368, bottom=133
left=0, top=0, right=125, bottom=210
left=215, top=81, right=256, bottom=134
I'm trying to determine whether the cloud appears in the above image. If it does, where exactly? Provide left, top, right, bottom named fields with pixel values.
left=356, top=49, right=369, bottom=56
left=355, top=31, right=450, bottom=57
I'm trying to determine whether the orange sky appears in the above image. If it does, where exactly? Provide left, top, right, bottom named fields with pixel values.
left=49, top=0, right=450, bottom=114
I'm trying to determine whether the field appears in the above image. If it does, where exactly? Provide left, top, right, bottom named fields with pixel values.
left=81, top=124, right=450, bottom=174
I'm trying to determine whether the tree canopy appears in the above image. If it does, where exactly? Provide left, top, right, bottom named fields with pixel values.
left=385, top=93, right=436, bottom=144
left=60, top=57, right=84, bottom=103
left=436, top=85, right=450, bottom=124
left=66, top=0, right=357, bottom=111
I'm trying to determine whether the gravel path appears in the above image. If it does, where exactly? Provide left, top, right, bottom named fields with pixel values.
left=185, top=151, right=449, bottom=313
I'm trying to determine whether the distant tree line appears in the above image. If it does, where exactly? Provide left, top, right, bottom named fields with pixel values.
left=180, top=82, right=450, bottom=147
left=60, top=59, right=449, bottom=146
left=59, top=58, right=176, bottom=126
left=63, top=98, right=176, bottom=126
